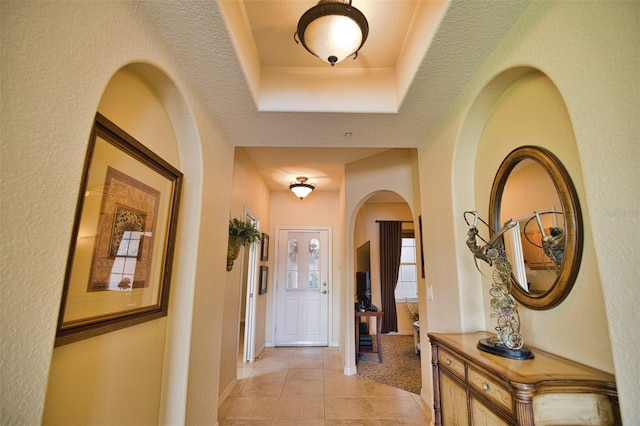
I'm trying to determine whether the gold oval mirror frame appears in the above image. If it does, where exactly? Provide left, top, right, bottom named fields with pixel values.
left=489, top=146, right=583, bottom=310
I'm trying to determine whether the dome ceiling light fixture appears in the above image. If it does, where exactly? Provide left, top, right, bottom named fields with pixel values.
left=289, top=176, right=316, bottom=199
left=294, top=0, right=369, bottom=67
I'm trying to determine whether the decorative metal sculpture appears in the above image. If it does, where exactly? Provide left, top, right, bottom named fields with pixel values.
left=464, top=211, right=534, bottom=360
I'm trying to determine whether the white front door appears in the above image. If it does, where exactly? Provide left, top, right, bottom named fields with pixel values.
left=275, top=228, right=330, bottom=346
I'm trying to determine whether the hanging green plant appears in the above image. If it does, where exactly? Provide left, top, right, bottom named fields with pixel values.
left=227, top=218, right=262, bottom=271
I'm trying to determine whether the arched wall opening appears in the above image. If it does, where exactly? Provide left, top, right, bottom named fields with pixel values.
left=43, top=63, right=205, bottom=425
left=447, top=67, right=540, bottom=334
left=353, top=191, right=418, bottom=334
left=342, top=149, right=421, bottom=377
left=452, top=67, right=613, bottom=370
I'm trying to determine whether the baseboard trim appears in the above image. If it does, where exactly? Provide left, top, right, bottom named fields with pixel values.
left=218, top=377, right=237, bottom=408
left=254, top=342, right=265, bottom=358
left=343, top=365, right=357, bottom=376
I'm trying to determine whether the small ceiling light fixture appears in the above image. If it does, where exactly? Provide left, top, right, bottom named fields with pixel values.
left=295, top=0, right=369, bottom=67
left=289, top=176, right=316, bottom=199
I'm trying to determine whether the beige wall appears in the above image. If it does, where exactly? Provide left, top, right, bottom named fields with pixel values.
left=219, top=148, right=271, bottom=401
left=1, top=2, right=235, bottom=424
left=419, top=1, right=639, bottom=422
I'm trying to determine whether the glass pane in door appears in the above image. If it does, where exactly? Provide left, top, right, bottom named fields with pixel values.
left=287, top=238, right=298, bottom=289
left=308, top=238, right=320, bottom=289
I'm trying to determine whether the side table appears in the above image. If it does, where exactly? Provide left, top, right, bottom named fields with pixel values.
left=355, top=311, right=384, bottom=363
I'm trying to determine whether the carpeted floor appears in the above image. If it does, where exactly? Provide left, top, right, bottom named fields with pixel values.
left=356, top=334, right=422, bottom=395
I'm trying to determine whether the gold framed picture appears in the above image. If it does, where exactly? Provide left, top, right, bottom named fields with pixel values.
left=56, top=113, right=182, bottom=346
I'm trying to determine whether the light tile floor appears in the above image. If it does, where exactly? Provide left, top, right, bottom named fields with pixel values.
left=218, top=346, right=432, bottom=425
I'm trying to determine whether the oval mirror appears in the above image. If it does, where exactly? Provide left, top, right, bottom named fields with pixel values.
left=489, top=146, right=583, bottom=310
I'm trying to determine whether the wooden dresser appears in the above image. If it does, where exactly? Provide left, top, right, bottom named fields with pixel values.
left=429, top=332, right=620, bottom=425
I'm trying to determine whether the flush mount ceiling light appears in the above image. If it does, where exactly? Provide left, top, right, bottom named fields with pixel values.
left=295, top=0, right=369, bottom=67
left=289, top=176, right=316, bottom=199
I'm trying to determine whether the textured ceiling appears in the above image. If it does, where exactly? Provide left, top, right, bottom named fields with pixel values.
left=137, top=0, right=530, bottom=191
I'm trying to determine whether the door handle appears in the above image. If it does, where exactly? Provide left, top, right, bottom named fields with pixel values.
left=321, top=290, right=328, bottom=294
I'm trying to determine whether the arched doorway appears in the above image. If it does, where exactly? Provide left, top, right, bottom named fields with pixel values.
left=352, top=190, right=422, bottom=395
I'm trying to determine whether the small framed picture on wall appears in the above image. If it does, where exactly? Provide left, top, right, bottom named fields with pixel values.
left=260, top=233, right=269, bottom=261
left=259, top=266, right=268, bottom=294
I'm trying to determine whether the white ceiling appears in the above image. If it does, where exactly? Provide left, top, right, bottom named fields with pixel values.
left=137, top=0, right=530, bottom=192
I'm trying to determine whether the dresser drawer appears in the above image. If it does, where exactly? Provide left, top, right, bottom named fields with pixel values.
left=469, top=367, right=513, bottom=414
left=533, top=393, right=616, bottom=426
left=438, top=348, right=466, bottom=378
left=471, top=396, right=510, bottom=426
left=429, top=333, right=620, bottom=426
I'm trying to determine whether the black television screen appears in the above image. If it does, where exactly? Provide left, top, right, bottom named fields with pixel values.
left=356, top=271, right=371, bottom=309
left=356, top=241, right=370, bottom=273
left=356, top=241, right=371, bottom=309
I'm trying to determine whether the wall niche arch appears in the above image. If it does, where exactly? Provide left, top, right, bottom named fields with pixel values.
left=453, top=66, right=613, bottom=372
left=45, top=63, right=206, bottom=426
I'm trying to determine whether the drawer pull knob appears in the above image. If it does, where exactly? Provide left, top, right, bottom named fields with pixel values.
left=446, top=359, right=452, bottom=365
left=482, top=383, right=490, bottom=391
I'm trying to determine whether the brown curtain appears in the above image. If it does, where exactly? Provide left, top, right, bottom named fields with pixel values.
left=379, top=221, right=403, bottom=333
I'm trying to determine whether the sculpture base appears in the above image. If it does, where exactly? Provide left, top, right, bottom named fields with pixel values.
left=477, top=338, right=534, bottom=360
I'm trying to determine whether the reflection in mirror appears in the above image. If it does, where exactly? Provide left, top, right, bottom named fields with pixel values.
left=490, top=146, right=583, bottom=310
left=504, top=209, right=566, bottom=293
left=500, top=159, right=564, bottom=294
